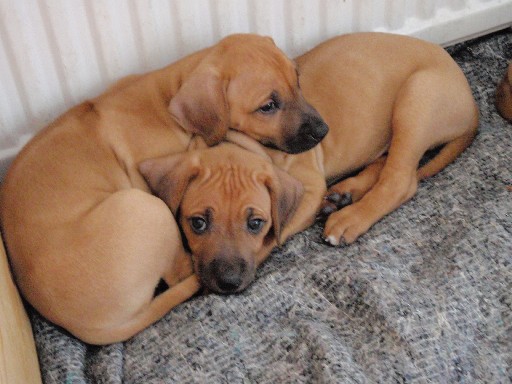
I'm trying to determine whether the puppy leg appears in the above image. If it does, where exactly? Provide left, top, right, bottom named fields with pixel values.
left=67, top=189, right=199, bottom=344
left=163, top=248, right=194, bottom=286
left=323, top=143, right=419, bottom=245
left=323, top=69, right=474, bottom=245
left=318, top=156, right=387, bottom=218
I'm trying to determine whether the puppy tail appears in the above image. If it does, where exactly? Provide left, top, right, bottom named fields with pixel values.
left=80, top=275, right=201, bottom=345
left=417, top=129, right=477, bottom=181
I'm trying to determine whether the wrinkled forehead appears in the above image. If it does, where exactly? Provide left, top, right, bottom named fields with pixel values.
left=196, top=162, right=265, bottom=193
left=182, top=166, right=271, bottom=214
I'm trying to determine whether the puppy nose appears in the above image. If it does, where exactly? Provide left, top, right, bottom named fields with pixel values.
left=301, top=115, right=329, bottom=142
left=285, top=114, right=329, bottom=154
left=211, top=258, right=246, bottom=293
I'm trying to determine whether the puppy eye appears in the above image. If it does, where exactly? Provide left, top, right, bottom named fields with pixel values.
left=258, top=99, right=279, bottom=114
left=189, top=216, right=208, bottom=234
left=247, top=217, right=266, bottom=234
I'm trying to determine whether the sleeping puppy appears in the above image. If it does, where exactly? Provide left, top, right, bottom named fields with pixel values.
left=141, top=32, right=478, bottom=293
left=496, top=63, right=512, bottom=121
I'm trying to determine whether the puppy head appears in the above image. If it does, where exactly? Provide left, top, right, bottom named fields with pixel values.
left=496, top=63, right=512, bottom=121
left=139, top=144, right=303, bottom=294
left=169, top=34, right=328, bottom=153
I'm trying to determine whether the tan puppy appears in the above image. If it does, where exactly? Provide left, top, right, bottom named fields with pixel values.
left=496, top=63, right=512, bottom=121
left=292, top=32, right=478, bottom=246
left=141, top=32, right=478, bottom=292
left=0, top=34, right=327, bottom=345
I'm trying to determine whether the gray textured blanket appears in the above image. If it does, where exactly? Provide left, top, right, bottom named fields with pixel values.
left=30, top=30, right=511, bottom=383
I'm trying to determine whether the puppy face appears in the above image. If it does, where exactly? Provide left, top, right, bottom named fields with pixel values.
left=139, top=144, right=303, bottom=294
left=169, top=34, right=328, bottom=153
left=178, top=171, right=271, bottom=293
left=496, top=63, right=512, bottom=121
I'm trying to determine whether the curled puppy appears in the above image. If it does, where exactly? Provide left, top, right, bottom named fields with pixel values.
left=278, top=32, right=479, bottom=246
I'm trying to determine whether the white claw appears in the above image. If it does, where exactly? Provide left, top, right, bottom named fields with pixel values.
left=325, top=235, right=339, bottom=246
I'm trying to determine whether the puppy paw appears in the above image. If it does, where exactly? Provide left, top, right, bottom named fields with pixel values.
left=316, top=192, right=352, bottom=222
left=322, top=203, right=372, bottom=246
left=322, top=233, right=348, bottom=247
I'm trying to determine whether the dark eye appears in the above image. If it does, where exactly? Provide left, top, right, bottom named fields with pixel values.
left=247, top=217, right=266, bottom=234
left=189, top=216, right=208, bottom=234
left=258, top=99, right=279, bottom=114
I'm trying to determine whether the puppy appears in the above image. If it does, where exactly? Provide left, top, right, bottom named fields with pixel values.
left=496, top=63, right=512, bottom=121
left=0, top=34, right=327, bottom=344
left=141, top=32, right=478, bottom=292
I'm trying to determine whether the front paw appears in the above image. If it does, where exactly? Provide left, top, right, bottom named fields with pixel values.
left=322, top=203, right=372, bottom=246
left=316, top=192, right=352, bottom=221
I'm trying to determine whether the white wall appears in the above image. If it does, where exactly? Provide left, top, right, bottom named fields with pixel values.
left=0, top=0, right=511, bottom=177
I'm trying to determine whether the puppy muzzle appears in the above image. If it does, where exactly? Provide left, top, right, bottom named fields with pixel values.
left=284, top=113, right=329, bottom=154
left=201, top=256, right=255, bottom=294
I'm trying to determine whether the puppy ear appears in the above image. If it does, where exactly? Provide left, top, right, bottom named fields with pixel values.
left=139, top=154, right=200, bottom=215
left=264, top=167, right=304, bottom=245
left=264, top=36, right=276, bottom=46
left=169, top=67, right=229, bottom=146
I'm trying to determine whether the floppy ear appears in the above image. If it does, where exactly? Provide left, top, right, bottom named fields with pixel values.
left=138, top=154, right=200, bottom=215
left=169, top=67, right=229, bottom=146
left=264, top=167, right=304, bottom=246
left=263, top=36, right=276, bottom=45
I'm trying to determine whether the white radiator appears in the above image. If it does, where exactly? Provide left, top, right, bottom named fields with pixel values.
left=1, top=0, right=511, bottom=177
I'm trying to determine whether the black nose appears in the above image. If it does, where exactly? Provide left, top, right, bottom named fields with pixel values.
left=284, top=114, right=329, bottom=154
left=303, top=117, right=329, bottom=141
left=211, top=258, right=246, bottom=293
